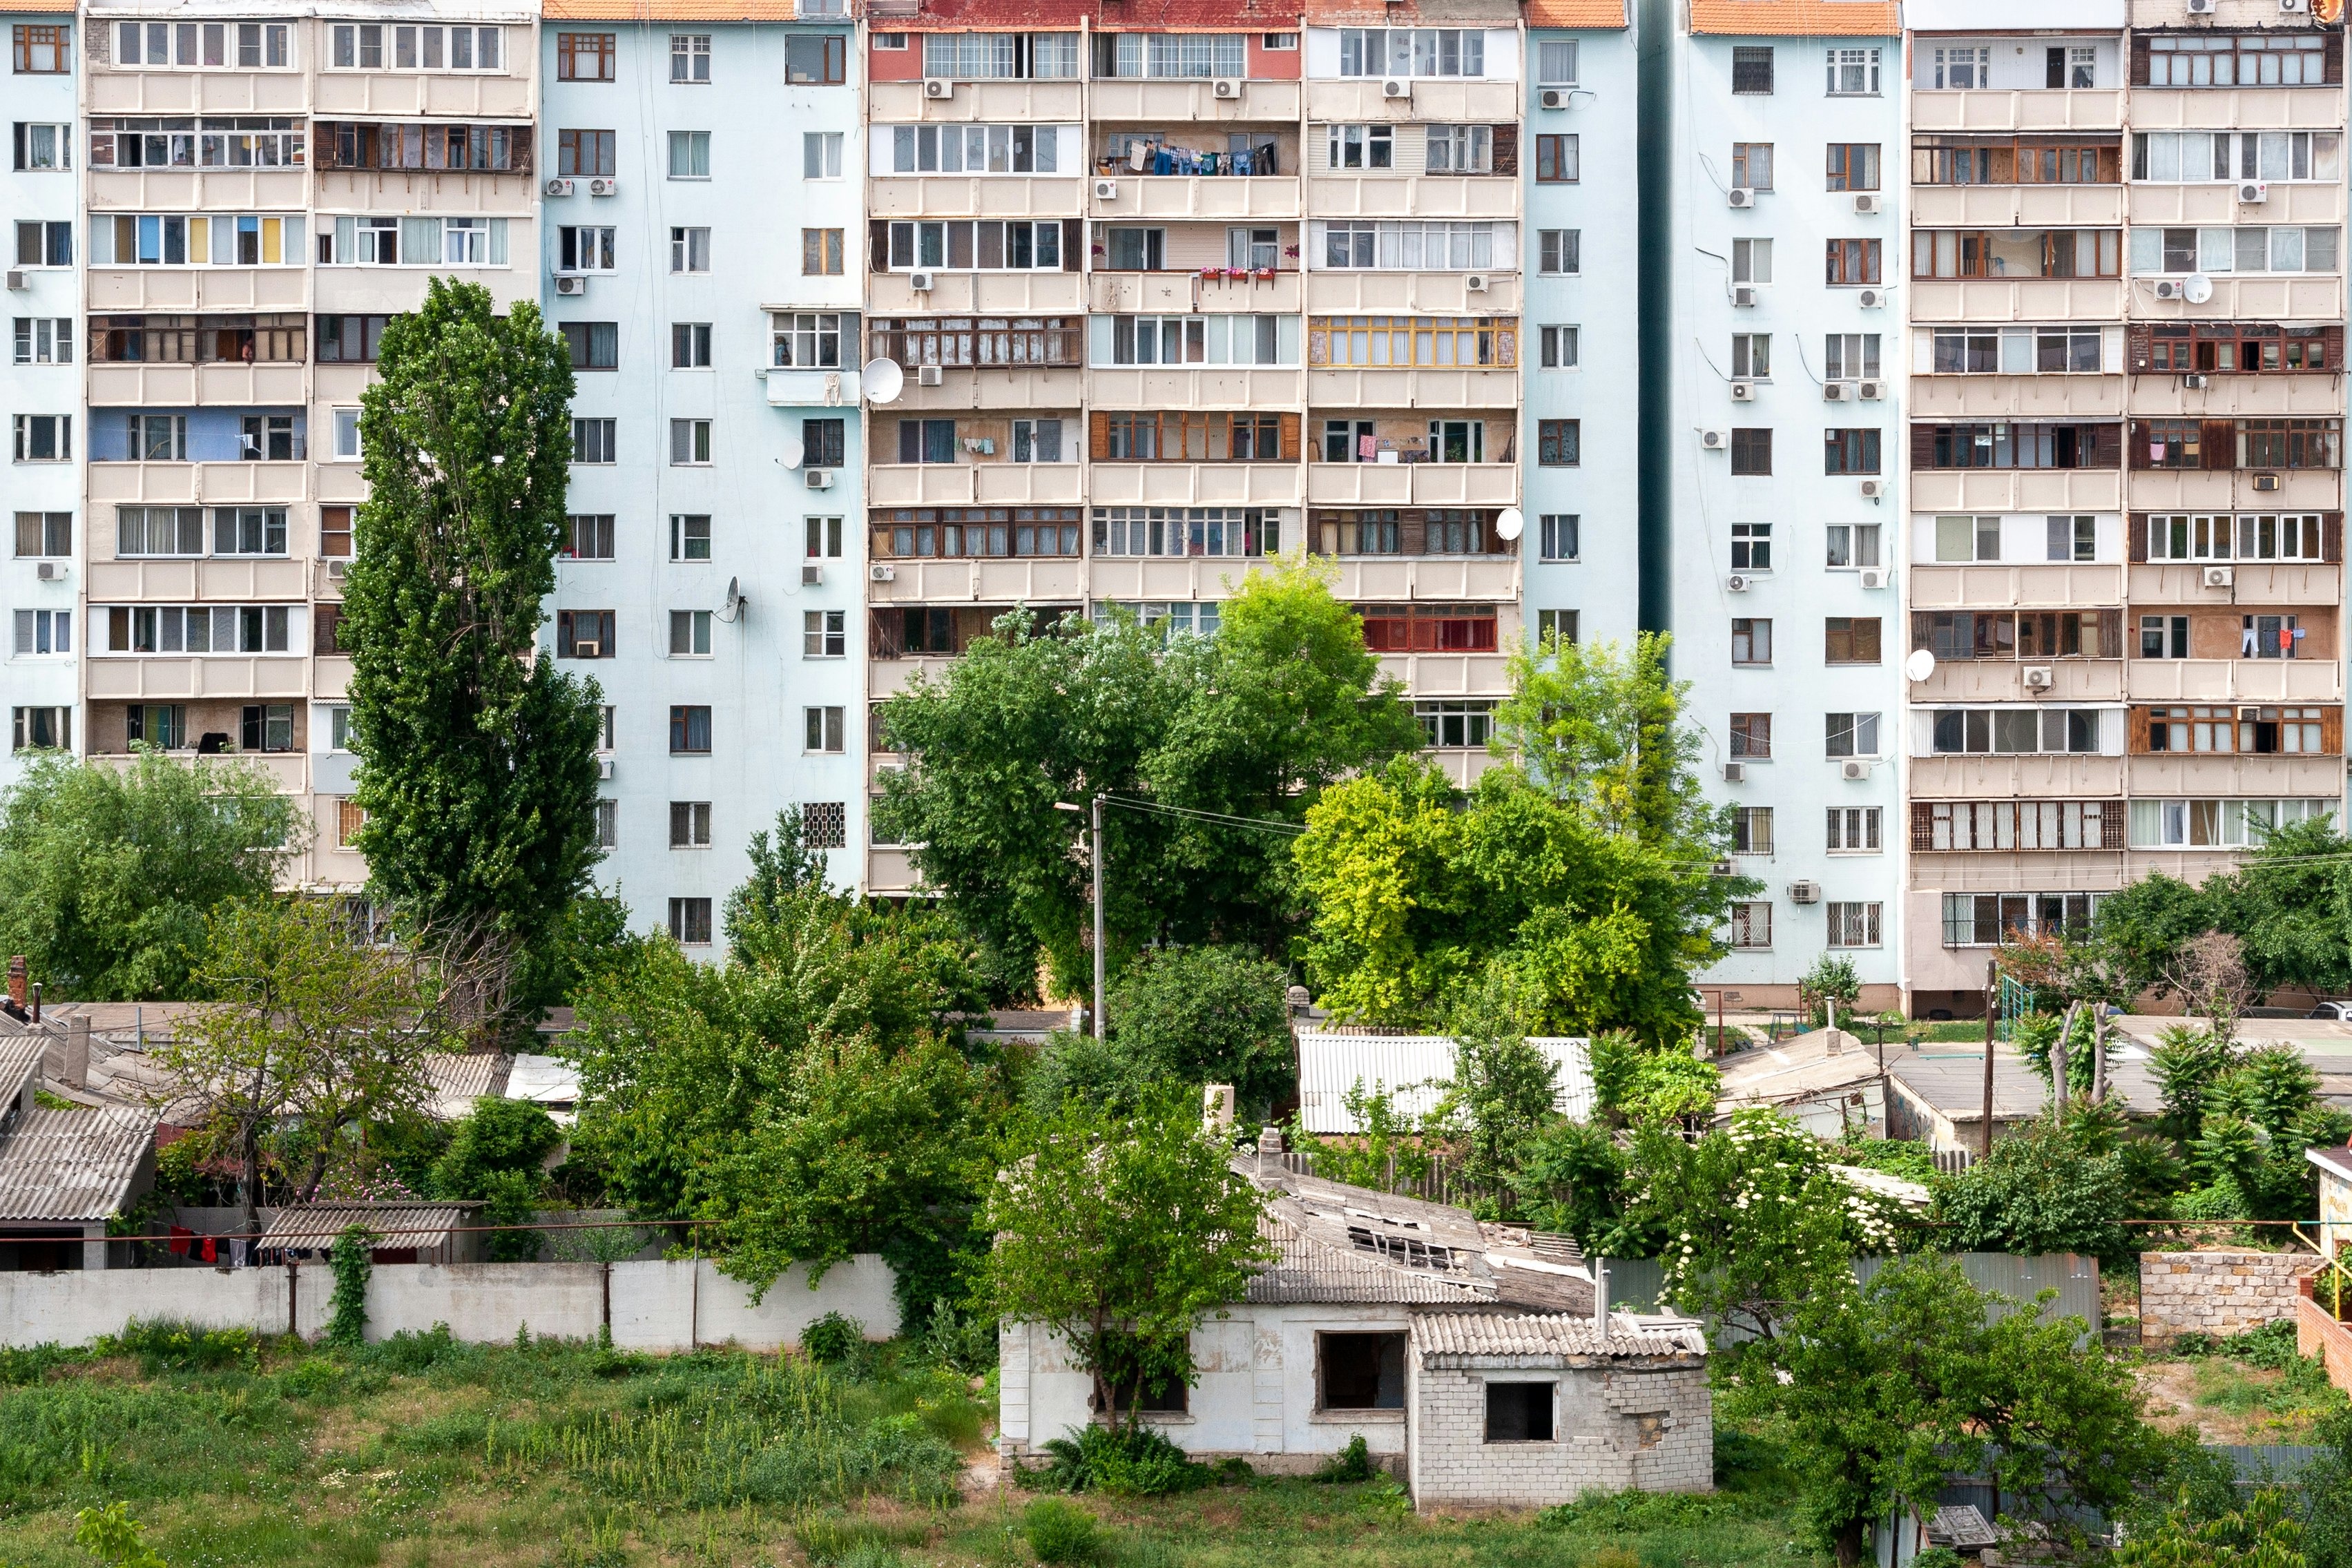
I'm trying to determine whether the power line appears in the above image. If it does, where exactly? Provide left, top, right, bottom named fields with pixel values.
left=1096, top=793, right=1307, bottom=838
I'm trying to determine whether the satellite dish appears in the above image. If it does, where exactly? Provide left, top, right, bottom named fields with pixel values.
left=778, top=433, right=805, bottom=471
left=2184, top=273, right=2214, bottom=305
left=862, top=357, right=905, bottom=405
left=1904, top=648, right=1937, bottom=683
left=1494, top=507, right=1525, bottom=542
left=722, top=576, right=746, bottom=623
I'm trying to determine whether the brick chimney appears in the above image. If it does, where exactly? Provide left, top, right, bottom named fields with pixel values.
left=5, top=956, right=24, bottom=1012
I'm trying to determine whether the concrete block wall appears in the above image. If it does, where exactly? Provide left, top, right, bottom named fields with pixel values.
left=2138, top=1249, right=2321, bottom=1347
left=1407, top=1362, right=1712, bottom=1511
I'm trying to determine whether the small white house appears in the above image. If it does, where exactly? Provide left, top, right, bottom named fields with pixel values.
left=997, top=1142, right=1711, bottom=1511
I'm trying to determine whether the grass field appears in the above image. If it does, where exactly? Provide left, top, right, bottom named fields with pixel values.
left=0, top=1328, right=1823, bottom=1568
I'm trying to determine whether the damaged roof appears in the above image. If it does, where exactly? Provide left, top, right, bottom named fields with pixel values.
left=0, top=1107, right=156, bottom=1223
left=1411, top=1310, right=1710, bottom=1362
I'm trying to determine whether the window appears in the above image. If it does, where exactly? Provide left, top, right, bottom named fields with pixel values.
left=2132, top=131, right=2340, bottom=184
left=1106, top=413, right=1290, bottom=463
left=237, top=414, right=302, bottom=461
left=1484, top=1383, right=1554, bottom=1443
left=1731, top=143, right=1773, bottom=191
left=1915, top=229, right=2123, bottom=280
left=1733, top=807, right=1773, bottom=855
left=1825, top=523, right=1881, bottom=570
left=2129, top=798, right=2335, bottom=850
left=114, top=505, right=203, bottom=556
left=556, top=610, right=615, bottom=659
left=1537, top=420, right=1579, bottom=467
left=1315, top=221, right=1516, bottom=271
left=557, top=33, right=615, bottom=82
left=2139, top=32, right=2331, bottom=88
left=670, top=226, right=711, bottom=273
left=669, top=802, right=713, bottom=849
left=1538, top=229, right=1580, bottom=276
left=1826, top=144, right=1880, bottom=191
left=887, top=220, right=1063, bottom=271
left=558, top=129, right=615, bottom=177
left=1426, top=125, right=1492, bottom=175
left=920, top=32, right=1081, bottom=80
left=1318, top=1333, right=1405, bottom=1411
left=1327, top=122, right=1394, bottom=172
left=660, top=514, right=711, bottom=563
left=805, top=706, right=845, bottom=753
left=1731, top=521, right=1771, bottom=571
left=1824, top=429, right=1881, bottom=475
left=1264, top=32, right=1298, bottom=50
left=1943, top=892, right=2102, bottom=948
left=117, top=413, right=186, bottom=462
left=15, top=221, right=70, bottom=267
left=2145, top=513, right=2326, bottom=564
left=1417, top=700, right=1494, bottom=749
left=558, top=226, right=616, bottom=272
left=212, top=507, right=289, bottom=556
left=559, top=320, right=618, bottom=372
left=597, top=706, right=615, bottom=752
left=804, top=609, right=846, bottom=658
left=572, top=418, right=617, bottom=465
left=11, top=707, right=69, bottom=752
left=673, top=322, right=713, bottom=369
left=2139, top=614, right=2190, bottom=660
left=2047, top=515, right=2097, bottom=562
left=1912, top=138, right=2121, bottom=186
left=11, top=610, right=69, bottom=656
left=1535, top=135, right=1579, bottom=183
left=330, top=407, right=360, bottom=459
left=1935, top=516, right=2004, bottom=563
left=124, top=704, right=184, bottom=747
left=803, top=802, right=848, bottom=850
left=12, top=24, right=69, bottom=74
left=1537, top=39, right=1578, bottom=86
left=804, top=131, right=843, bottom=180
left=1924, top=423, right=2119, bottom=470
left=1335, top=28, right=1487, bottom=79
left=1732, top=47, right=1773, bottom=95
left=671, top=33, right=710, bottom=83
left=1731, top=618, right=1772, bottom=666
left=806, top=516, right=843, bottom=559
left=12, top=511, right=70, bottom=557
left=668, top=705, right=712, bottom=755
left=1825, top=619, right=1880, bottom=665
left=1826, top=902, right=1882, bottom=948
left=2143, top=323, right=2334, bottom=376
left=1824, top=239, right=1881, bottom=286
left=785, top=34, right=847, bottom=86
left=99, top=604, right=294, bottom=655
left=668, top=130, right=710, bottom=180
left=1092, top=33, right=1249, bottom=78
left=240, top=704, right=295, bottom=753
left=668, top=898, right=713, bottom=945
left=1538, top=326, right=1579, bottom=370
left=12, top=414, right=69, bottom=461
left=1535, top=610, right=1578, bottom=646
left=1307, top=316, right=1510, bottom=369
left=10, top=318, right=70, bottom=365
left=669, top=419, right=712, bottom=465
left=1823, top=334, right=1878, bottom=381
left=803, top=418, right=847, bottom=468
left=1728, top=713, right=1771, bottom=759
left=1725, top=333, right=1769, bottom=380
left=11, top=124, right=68, bottom=173
left=771, top=313, right=845, bottom=369
left=1826, top=806, right=1881, bottom=853
left=1826, top=47, right=1881, bottom=97
left=1110, top=314, right=1290, bottom=367
left=327, top=23, right=495, bottom=71
left=1731, top=238, right=1771, bottom=284
left=2128, top=226, right=2340, bottom=276
left=592, top=800, right=617, bottom=852
left=1539, top=514, right=1579, bottom=562
left=1930, top=708, right=2103, bottom=755
left=2141, top=706, right=2331, bottom=755
left=1730, top=428, right=1770, bottom=475
left=318, top=315, right=389, bottom=363
left=1728, top=902, right=1771, bottom=948
left=1825, top=712, right=1880, bottom=758
left=563, top=514, right=615, bottom=561
left=325, top=799, right=362, bottom=850
left=1357, top=603, right=1497, bottom=653
left=897, top=419, right=957, bottom=465
left=2237, top=419, right=2341, bottom=470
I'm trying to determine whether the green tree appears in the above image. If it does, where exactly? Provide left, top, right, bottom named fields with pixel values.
left=0, top=751, right=299, bottom=999
left=1509, top=1118, right=1648, bottom=1257
left=1930, top=1116, right=2134, bottom=1268
left=1103, top=945, right=1296, bottom=1118
left=2117, top=1489, right=2308, bottom=1568
left=340, top=277, right=601, bottom=1014
left=2090, top=874, right=2217, bottom=1000
left=974, top=1085, right=1271, bottom=1431
left=2206, top=815, right=2352, bottom=999
left=1588, top=1028, right=1721, bottom=1128
left=1431, top=962, right=1559, bottom=1201
left=428, top=1092, right=563, bottom=1255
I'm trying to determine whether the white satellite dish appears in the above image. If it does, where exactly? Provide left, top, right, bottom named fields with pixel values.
left=862, top=357, right=905, bottom=405
left=778, top=433, right=805, bottom=471
left=1494, top=507, right=1525, bottom=542
left=721, top=575, right=746, bottom=623
left=1904, top=648, right=1937, bottom=683
left=2183, top=273, right=2214, bottom=305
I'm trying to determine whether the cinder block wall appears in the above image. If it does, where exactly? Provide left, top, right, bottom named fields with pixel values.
left=2139, top=1250, right=2320, bottom=1347
left=1408, top=1362, right=1712, bottom=1511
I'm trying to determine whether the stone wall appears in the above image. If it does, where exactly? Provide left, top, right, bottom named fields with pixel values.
left=1406, top=1360, right=1712, bottom=1511
left=2138, top=1249, right=2320, bottom=1347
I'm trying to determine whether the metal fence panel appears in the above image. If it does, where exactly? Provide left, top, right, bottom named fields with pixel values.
left=1296, top=1032, right=1594, bottom=1133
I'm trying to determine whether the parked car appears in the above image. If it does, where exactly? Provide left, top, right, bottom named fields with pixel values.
left=2309, top=1001, right=2352, bottom=1020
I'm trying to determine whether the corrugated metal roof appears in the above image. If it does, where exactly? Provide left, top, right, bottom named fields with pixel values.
left=1411, top=1311, right=1709, bottom=1359
left=0, top=1107, right=155, bottom=1223
left=1689, top=0, right=1900, bottom=36
left=262, top=1202, right=476, bottom=1251
left=506, top=1054, right=579, bottom=1106
left=1298, top=1032, right=1592, bottom=1134
left=425, top=1052, right=510, bottom=1119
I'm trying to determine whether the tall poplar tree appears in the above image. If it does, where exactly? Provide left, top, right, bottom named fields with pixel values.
left=340, top=278, right=601, bottom=1010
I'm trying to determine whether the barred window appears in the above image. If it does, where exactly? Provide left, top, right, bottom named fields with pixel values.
left=802, top=802, right=848, bottom=850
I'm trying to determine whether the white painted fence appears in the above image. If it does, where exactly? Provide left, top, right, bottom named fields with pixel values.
left=0, top=1255, right=900, bottom=1351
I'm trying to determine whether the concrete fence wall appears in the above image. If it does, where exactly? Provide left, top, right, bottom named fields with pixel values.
left=2139, top=1249, right=2320, bottom=1347
left=0, top=1255, right=900, bottom=1351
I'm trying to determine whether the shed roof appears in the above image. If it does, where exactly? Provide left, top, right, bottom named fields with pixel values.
left=1885, top=1048, right=2165, bottom=1124
left=1411, top=1310, right=1709, bottom=1359
left=1716, top=1029, right=1886, bottom=1114
left=0, top=1036, right=41, bottom=1112
left=261, top=1201, right=479, bottom=1252
left=2309, top=1144, right=2352, bottom=1181
left=0, top=1107, right=155, bottom=1223
left=1689, top=0, right=1900, bottom=37
left=507, top=1054, right=581, bottom=1107
left=425, top=1052, right=510, bottom=1119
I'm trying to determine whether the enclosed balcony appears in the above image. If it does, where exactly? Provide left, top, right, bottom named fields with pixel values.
left=86, top=313, right=309, bottom=405
left=1905, top=23, right=2125, bottom=131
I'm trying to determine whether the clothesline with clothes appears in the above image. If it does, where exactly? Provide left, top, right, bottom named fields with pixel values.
left=1103, top=139, right=1282, bottom=177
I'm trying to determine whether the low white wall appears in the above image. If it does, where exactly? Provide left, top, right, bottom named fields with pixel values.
left=0, top=1256, right=900, bottom=1350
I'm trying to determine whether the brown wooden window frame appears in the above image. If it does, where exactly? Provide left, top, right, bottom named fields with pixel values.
left=557, top=32, right=616, bottom=82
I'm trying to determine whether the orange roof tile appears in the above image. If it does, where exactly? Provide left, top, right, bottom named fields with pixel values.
left=541, top=1, right=809, bottom=19
left=3, top=1, right=76, bottom=12
left=1527, top=0, right=1627, bottom=26
left=1689, top=0, right=1898, bottom=36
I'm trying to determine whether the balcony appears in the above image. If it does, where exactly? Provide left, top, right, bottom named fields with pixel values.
left=85, top=558, right=308, bottom=599
left=1909, top=470, right=2121, bottom=511
left=1907, top=278, right=2125, bottom=324
left=1913, top=661, right=2124, bottom=704
left=1907, top=90, right=2123, bottom=134
left=87, top=268, right=309, bottom=313
left=1088, top=367, right=1303, bottom=409
left=2123, top=469, right=2340, bottom=510
left=2130, top=563, right=2341, bottom=605
left=1090, top=463, right=1304, bottom=507
left=84, top=655, right=311, bottom=702
left=865, top=463, right=1083, bottom=507
left=868, top=272, right=1083, bottom=316
left=1304, top=175, right=1520, bottom=220
left=867, top=176, right=1083, bottom=220
left=867, top=558, right=1086, bottom=607
left=1905, top=754, right=2124, bottom=797
left=2129, top=183, right=2344, bottom=227
left=2138, top=275, right=2346, bottom=325
left=2129, top=376, right=2342, bottom=418
left=88, top=362, right=309, bottom=407
left=1907, top=186, right=2124, bottom=228
left=1909, top=564, right=2124, bottom=609
left=1302, top=272, right=1521, bottom=316
left=2130, top=88, right=2346, bottom=135
left=89, top=167, right=309, bottom=211
left=1088, top=175, right=1302, bottom=222
left=1303, top=80, right=1522, bottom=124
left=88, top=747, right=309, bottom=789
left=1307, top=462, right=1519, bottom=507
left=864, top=848, right=921, bottom=896
left=1310, top=366, right=1519, bottom=410
left=762, top=366, right=860, bottom=407
left=1087, top=556, right=1280, bottom=601
left=2127, top=660, right=2344, bottom=704
left=1909, top=375, right=2125, bottom=420
left=1309, top=556, right=1519, bottom=602
left=1373, top=651, right=1512, bottom=697
left=87, top=68, right=310, bottom=117
left=2125, top=753, right=2344, bottom=796
left=1089, top=79, right=1302, bottom=122
left=311, top=72, right=534, bottom=120
left=86, top=461, right=309, bottom=505
left=1088, top=269, right=1302, bottom=314
left=869, top=80, right=1085, bottom=124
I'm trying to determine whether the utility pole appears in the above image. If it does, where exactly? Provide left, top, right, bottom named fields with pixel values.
left=1092, top=793, right=1106, bottom=1041
left=1980, top=958, right=1998, bottom=1161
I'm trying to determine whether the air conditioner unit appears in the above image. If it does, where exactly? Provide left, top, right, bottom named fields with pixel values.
left=1858, top=478, right=1887, bottom=501
left=34, top=561, right=58, bottom=581
left=2204, top=565, right=2236, bottom=588
left=1381, top=78, right=1412, bottom=99
left=1726, top=573, right=1753, bottom=592
left=1465, top=273, right=1490, bottom=292
left=2153, top=279, right=2184, bottom=300
left=2023, top=666, right=2056, bottom=690
left=2280, top=0, right=2308, bottom=13
left=544, top=177, right=575, bottom=197
left=1712, top=858, right=1737, bottom=876
left=3, top=271, right=24, bottom=290
left=805, top=469, right=838, bottom=492
left=1211, top=77, right=1242, bottom=98
left=597, top=757, right=615, bottom=780
left=588, top=177, right=617, bottom=197
left=2186, top=0, right=2216, bottom=13
left=923, top=77, right=955, bottom=99
left=326, top=559, right=348, bottom=579
left=2183, top=372, right=2210, bottom=389
left=1730, top=380, right=1755, bottom=401
left=1699, top=428, right=1731, bottom=450
left=1727, top=187, right=1755, bottom=209
left=1856, top=287, right=1887, bottom=309
left=917, top=365, right=945, bottom=387
left=554, top=275, right=587, bottom=296
left=1853, top=193, right=1882, bottom=215
left=2252, top=472, right=2282, bottom=492
left=802, top=563, right=824, bottom=586
left=1823, top=381, right=1851, bottom=403
left=1838, top=760, right=1872, bottom=782
left=1858, top=567, right=1891, bottom=590
left=1538, top=88, right=1570, bottom=110
left=1732, top=284, right=1757, bottom=308
left=572, top=637, right=603, bottom=658
left=869, top=563, right=896, bottom=582
left=1721, top=762, right=1746, bottom=784
left=1092, top=178, right=1119, bottom=201
left=2238, top=181, right=2268, bottom=204
left=908, top=270, right=936, bottom=292
left=1858, top=379, right=1886, bottom=401
left=1789, top=879, right=1822, bottom=904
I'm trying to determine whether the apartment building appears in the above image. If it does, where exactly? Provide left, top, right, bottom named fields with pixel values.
left=1661, top=0, right=1907, bottom=1009
left=1900, top=0, right=2347, bottom=1016
left=5, top=3, right=79, bottom=786
left=539, top=6, right=865, bottom=949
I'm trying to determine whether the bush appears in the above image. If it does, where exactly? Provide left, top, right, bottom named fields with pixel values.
left=802, top=1311, right=865, bottom=1366
left=95, top=1319, right=260, bottom=1374
left=791, top=1515, right=930, bottom=1567
left=1315, top=1434, right=1376, bottom=1484
left=1034, top=1424, right=1209, bottom=1498
left=1538, top=1488, right=1733, bottom=1531
left=1025, top=1498, right=1104, bottom=1565
left=0, top=1342, right=88, bottom=1385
